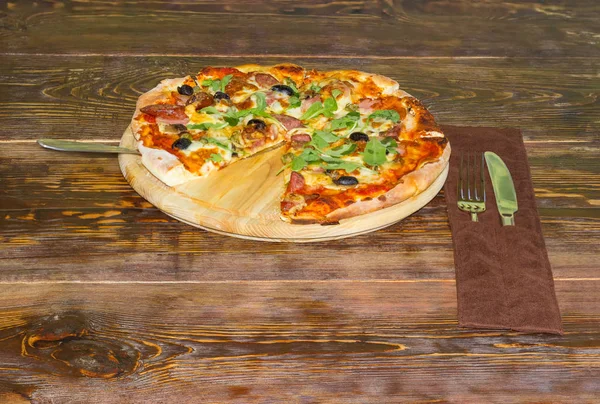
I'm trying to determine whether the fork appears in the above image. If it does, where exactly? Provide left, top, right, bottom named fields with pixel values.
left=457, top=152, right=486, bottom=222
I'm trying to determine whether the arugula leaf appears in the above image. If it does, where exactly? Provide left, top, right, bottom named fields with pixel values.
left=300, top=101, right=324, bottom=120
left=220, top=74, right=233, bottom=92
left=314, top=130, right=338, bottom=142
left=209, top=153, right=223, bottom=163
left=367, top=109, right=400, bottom=123
left=362, top=138, right=387, bottom=167
left=253, top=92, right=267, bottom=111
left=288, top=95, right=301, bottom=109
left=381, top=137, right=398, bottom=154
left=299, top=148, right=321, bottom=162
left=300, top=96, right=338, bottom=120
left=323, top=96, right=337, bottom=116
left=200, top=106, right=220, bottom=114
left=205, top=137, right=232, bottom=151
left=309, top=83, right=322, bottom=93
left=322, top=161, right=361, bottom=172
left=187, top=122, right=228, bottom=131
left=330, top=111, right=360, bottom=131
left=291, top=156, right=307, bottom=171
left=284, top=78, right=300, bottom=95
left=310, top=130, right=338, bottom=149
left=201, top=75, right=233, bottom=93
left=331, top=89, right=342, bottom=98
left=327, top=143, right=356, bottom=157
left=345, top=103, right=359, bottom=112
left=223, top=115, right=239, bottom=126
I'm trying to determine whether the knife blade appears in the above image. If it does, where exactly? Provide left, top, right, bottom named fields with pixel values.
left=484, top=152, right=518, bottom=226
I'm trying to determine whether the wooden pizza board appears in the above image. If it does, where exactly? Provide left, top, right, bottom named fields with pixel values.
left=119, top=126, right=448, bottom=242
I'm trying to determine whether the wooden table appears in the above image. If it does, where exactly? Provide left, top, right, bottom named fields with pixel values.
left=1, top=1, right=598, bottom=402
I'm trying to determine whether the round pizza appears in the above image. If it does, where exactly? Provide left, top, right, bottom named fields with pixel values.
left=130, top=64, right=450, bottom=224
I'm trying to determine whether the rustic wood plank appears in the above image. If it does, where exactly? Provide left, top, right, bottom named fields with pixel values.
left=0, top=142, right=597, bottom=281
left=0, top=281, right=598, bottom=402
left=1, top=56, right=598, bottom=141
left=1, top=204, right=597, bottom=281
left=2, top=0, right=599, bottom=57
left=1, top=142, right=597, bottom=211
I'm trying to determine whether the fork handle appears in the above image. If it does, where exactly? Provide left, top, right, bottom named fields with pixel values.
left=471, top=212, right=479, bottom=222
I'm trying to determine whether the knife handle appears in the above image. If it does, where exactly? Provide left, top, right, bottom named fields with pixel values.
left=501, top=214, right=515, bottom=226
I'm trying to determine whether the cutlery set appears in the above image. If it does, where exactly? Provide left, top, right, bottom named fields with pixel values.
left=458, top=151, right=517, bottom=225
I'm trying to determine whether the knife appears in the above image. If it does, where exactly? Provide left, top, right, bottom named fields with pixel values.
left=484, top=152, right=518, bottom=226
left=38, top=139, right=139, bottom=154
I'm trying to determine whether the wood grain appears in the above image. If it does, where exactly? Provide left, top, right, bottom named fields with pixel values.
left=1, top=56, right=598, bottom=142
left=1, top=0, right=599, bottom=401
left=0, top=281, right=598, bottom=403
left=2, top=0, right=599, bottom=57
left=0, top=140, right=597, bottom=281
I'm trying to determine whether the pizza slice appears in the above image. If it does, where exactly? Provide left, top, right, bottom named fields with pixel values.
left=278, top=70, right=449, bottom=224
left=131, top=65, right=304, bottom=186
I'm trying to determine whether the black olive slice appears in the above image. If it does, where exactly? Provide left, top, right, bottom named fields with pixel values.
left=247, top=119, right=267, bottom=131
left=213, top=91, right=230, bottom=100
left=172, top=137, right=192, bottom=150
left=349, top=132, right=369, bottom=142
left=334, top=176, right=359, bottom=186
left=270, top=84, right=295, bottom=96
left=177, top=84, right=194, bottom=96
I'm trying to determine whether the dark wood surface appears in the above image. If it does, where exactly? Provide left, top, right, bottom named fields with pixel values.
left=1, top=1, right=599, bottom=402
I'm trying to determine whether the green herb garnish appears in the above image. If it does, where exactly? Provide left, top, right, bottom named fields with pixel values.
left=309, top=130, right=338, bottom=149
left=220, top=74, right=233, bottom=92
left=187, top=122, right=229, bottom=131
left=200, top=106, right=219, bottom=114
left=381, top=137, right=399, bottom=154
left=309, top=83, right=322, bottom=93
left=208, top=153, right=223, bottom=163
left=300, top=101, right=324, bottom=120
left=201, top=74, right=233, bottom=93
left=362, top=138, right=388, bottom=167
left=205, top=137, right=232, bottom=151
left=367, top=109, right=400, bottom=123
left=284, top=78, right=300, bottom=95
left=330, top=111, right=360, bottom=131
left=326, top=143, right=356, bottom=157
left=300, top=95, right=338, bottom=120
left=288, top=95, right=301, bottom=109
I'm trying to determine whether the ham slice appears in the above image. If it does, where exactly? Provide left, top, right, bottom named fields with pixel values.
left=140, top=104, right=189, bottom=125
left=290, top=134, right=311, bottom=143
left=255, top=73, right=279, bottom=87
left=382, top=124, right=402, bottom=139
left=358, top=98, right=377, bottom=113
left=272, top=114, right=303, bottom=130
left=288, top=172, right=305, bottom=193
left=301, top=95, right=321, bottom=113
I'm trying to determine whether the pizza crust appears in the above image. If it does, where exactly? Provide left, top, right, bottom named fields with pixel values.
left=323, top=143, right=451, bottom=223
left=138, top=143, right=199, bottom=186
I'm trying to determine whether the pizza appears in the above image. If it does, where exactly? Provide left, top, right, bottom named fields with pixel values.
left=130, top=64, right=450, bottom=224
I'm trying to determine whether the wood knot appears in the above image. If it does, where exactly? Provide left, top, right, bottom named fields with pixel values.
left=23, top=312, right=140, bottom=379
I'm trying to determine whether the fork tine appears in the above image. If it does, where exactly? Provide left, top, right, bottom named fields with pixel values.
left=458, top=153, right=464, bottom=200
left=481, top=152, right=486, bottom=203
left=466, top=152, right=471, bottom=200
left=473, top=152, right=479, bottom=201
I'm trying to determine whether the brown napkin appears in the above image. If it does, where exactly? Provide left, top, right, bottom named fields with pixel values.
left=442, top=126, right=563, bottom=334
